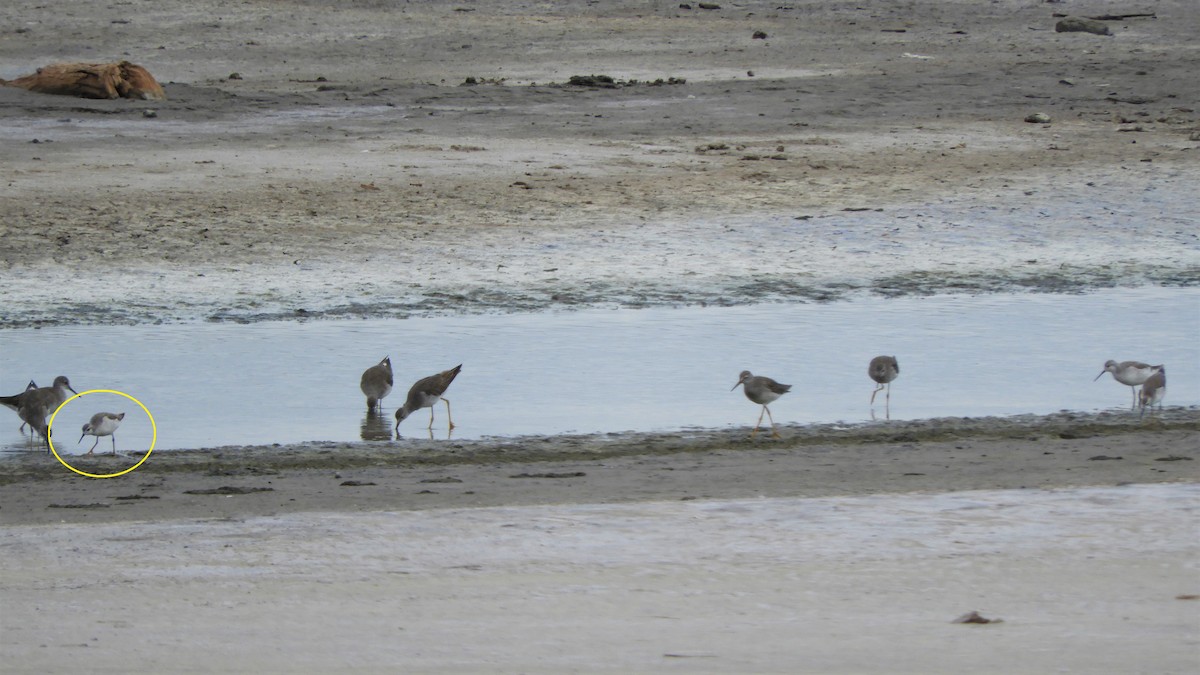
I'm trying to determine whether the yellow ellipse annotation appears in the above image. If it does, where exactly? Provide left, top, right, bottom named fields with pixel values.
left=47, top=389, right=158, bottom=479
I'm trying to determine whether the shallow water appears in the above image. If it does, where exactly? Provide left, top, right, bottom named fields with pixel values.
left=1, top=287, right=1197, bottom=454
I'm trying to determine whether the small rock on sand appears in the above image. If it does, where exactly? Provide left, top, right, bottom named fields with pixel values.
left=1055, top=17, right=1112, bottom=36
left=953, top=611, right=1003, bottom=624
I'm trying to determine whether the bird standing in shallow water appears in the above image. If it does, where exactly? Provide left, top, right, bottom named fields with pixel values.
left=1094, top=360, right=1162, bottom=408
left=6, top=376, right=78, bottom=450
left=360, top=356, right=393, bottom=414
left=0, top=379, right=38, bottom=414
left=868, top=355, right=899, bottom=406
left=18, top=402, right=51, bottom=449
left=79, top=412, right=125, bottom=455
left=1138, top=367, right=1166, bottom=418
left=395, top=365, right=462, bottom=434
left=1, top=380, right=39, bottom=435
left=732, top=370, right=791, bottom=439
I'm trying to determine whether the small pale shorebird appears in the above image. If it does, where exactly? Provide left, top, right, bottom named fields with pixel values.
left=4, top=376, right=78, bottom=450
left=360, top=356, right=393, bottom=414
left=79, top=412, right=126, bottom=455
left=868, top=355, right=899, bottom=406
left=732, top=370, right=791, bottom=438
left=1138, top=367, right=1166, bottom=419
left=1094, top=360, right=1162, bottom=407
left=395, top=364, right=462, bottom=433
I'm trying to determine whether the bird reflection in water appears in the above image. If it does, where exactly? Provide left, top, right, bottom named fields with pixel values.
left=359, top=413, right=393, bottom=442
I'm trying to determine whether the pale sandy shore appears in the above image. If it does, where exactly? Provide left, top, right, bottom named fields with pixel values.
left=1, top=480, right=1197, bottom=673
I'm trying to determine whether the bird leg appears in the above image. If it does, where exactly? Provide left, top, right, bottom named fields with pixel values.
left=111, top=435, right=118, bottom=455
left=763, top=405, right=781, bottom=439
left=870, top=383, right=885, bottom=405
left=442, top=397, right=455, bottom=431
left=86, top=437, right=100, bottom=455
left=750, top=405, right=767, bottom=437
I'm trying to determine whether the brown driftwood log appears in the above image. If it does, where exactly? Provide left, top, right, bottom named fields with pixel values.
left=0, top=61, right=166, bottom=100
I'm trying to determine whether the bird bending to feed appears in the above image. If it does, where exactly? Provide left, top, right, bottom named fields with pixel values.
left=5, top=376, right=78, bottom=450
left=0, top=379, right=38, bottom=409
left=1138, top=367, right=1166, bottom=418
left=1094, top=360, right=1162, bottom=407
left=1, top=380, right=39, bottom=434
left=80, top=412, right=125, bottom=455
left=732, top=370, right=791, bottom=438
left=0, top=379, right=37, bottom=412
left=360, top=356, right=393, bottom=414
left=395, top=364, right=462, bottom=433
left=18, top=402, right=51, bottom=449
left=868, top=355, right=900, bottom=406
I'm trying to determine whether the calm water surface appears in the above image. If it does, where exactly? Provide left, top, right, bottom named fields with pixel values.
left=1, top=288, right=1197, bottom=454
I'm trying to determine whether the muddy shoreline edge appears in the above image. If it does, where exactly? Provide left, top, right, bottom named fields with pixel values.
left=2, top=407, right=1196, bottom=529
left=5, top=407, right=1197, bottom=482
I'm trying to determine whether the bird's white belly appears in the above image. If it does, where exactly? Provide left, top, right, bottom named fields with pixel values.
left=90, top=416, right=121, bottom=436
left=1114, top=367, right=1155, bottom=386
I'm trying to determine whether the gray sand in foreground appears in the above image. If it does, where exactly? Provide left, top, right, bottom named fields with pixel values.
left=1, top=417, right=1196, bottom=673
left=2, top=413, right=1198, bottom=673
